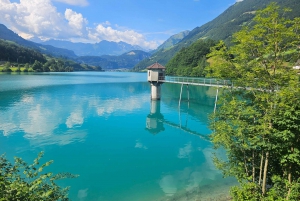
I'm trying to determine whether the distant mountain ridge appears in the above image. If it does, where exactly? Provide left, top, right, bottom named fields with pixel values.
left=0, top=23, right=151, bottom=69
left=154, top=30, right=190, bottom=53
left=133, top=0, right=300, bottom=71
left=0, top=24, right=77, bottom=58
left=77, top=50, right=151, bottom=70
left=42, top=39, right=147, bottom=56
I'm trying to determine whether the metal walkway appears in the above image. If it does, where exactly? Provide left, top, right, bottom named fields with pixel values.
left=161, top=76, right=232, bottom=88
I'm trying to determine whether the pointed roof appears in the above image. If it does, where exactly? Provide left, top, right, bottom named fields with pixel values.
left=146, top=62, right=166, bottom=70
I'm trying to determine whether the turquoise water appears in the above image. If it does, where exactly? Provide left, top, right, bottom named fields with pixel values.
left=0, top=72, right=235, bottom=201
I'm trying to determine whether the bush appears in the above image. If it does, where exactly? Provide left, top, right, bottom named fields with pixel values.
left=0, top=152, right=78, bottom=200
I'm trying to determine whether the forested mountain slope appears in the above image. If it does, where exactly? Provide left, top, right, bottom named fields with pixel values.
left=154, top=30, right=190, bottom=53
left=165, top=39, right=217, bottom=77
left=0, top=24, right=77, bottom=58
left=0, top=39, right=46, bottom=64
left=133, top=0, right=300, bottom=71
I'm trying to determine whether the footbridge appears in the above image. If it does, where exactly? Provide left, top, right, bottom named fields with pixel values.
left=161, top=76, right=232, bottom=88
left=147, top=63, right=231, bottom=113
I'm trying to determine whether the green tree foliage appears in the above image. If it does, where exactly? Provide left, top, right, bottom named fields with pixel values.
left=0, top=152, right=77, bottom=200
left=23, top=63, right=30, bottom=72
left=207, top=3, right=300, bottom=200
left=1, top=62, right=12, bottom=72
left=0, top=39, right=46, bottom=64
left=165, top=39, right=216, bottom=77
left=0, top=39, right=102, bottom=72
left=32, top=60, right=43, bottom=72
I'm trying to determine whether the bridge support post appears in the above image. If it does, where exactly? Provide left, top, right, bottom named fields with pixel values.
left=214, top=87, right=219, bottom=114
left=179, top=83, right=183, bottom=108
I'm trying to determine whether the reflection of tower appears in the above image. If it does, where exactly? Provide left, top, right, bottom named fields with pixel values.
left=146, top=100, right=165, bottom=135
left=147, top=63, right=166, bottom=100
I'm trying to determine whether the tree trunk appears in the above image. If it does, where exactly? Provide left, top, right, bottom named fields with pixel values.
left=262, top=151, right=269, bottom=195
left=286, top=147, right=294, bottom=200
left=243, top=150, right=249, bottom=177
left=259, top=151, right=264, bottom=186
left=286, top=167, right=292, bottom=200
left=252, top=150, right=255, bottom=183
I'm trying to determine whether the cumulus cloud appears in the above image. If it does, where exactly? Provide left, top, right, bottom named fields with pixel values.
left=88, top=23, right=158, bottom=49
left=0, top=0, right=87, bottom=40
left=0, top=0, right=159, bottom=49
left=65, top=9, right=88, bottom=36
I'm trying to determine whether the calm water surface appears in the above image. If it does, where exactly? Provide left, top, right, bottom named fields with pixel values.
left=0, top=72, right=235, bottom=201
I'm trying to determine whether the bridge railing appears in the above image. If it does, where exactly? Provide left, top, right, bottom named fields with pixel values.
left=163, top=76, right=232, bottom=86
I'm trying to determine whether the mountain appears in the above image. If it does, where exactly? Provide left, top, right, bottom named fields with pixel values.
left=77, top=50, right=151, bottom=70
left=154, top=30, right=190, bottom=53
left=165, top=39, right=217, bottom=76
left=0, top=39, right=46, bottom=64
left=0, top=24, right=150, bottom=70
left=133, top=0, right=300, bottom=71
left=42, top=39, right=147, bottom=56
left=0, top=24, right=77, bottom=58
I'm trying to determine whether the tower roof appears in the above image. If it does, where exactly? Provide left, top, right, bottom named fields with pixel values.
left=146, top=62, right=166, bottom=70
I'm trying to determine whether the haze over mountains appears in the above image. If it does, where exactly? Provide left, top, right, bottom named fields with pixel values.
left=42, top=39, right=146, bottom=56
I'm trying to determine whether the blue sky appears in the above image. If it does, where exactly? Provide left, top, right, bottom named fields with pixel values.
left=0, top=0, right=242, bottom=49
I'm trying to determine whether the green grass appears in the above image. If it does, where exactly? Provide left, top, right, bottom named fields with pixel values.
left=0, top=66, right=33, bottom=72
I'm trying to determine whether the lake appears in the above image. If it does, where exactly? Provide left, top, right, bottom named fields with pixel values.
left=0, top=72, right=236, bottom=201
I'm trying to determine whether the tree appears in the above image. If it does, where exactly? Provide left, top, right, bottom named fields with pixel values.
left=2, top=62, right=12, bottom=72
left=207, top=3, right=300, bottom=200
left=32, top=60, right=43, bottom=72
left=166, top=39, right=217, bottom=77
left=23, top=63, right=30, bottom=72
left=0, top=152, right=77, bottom=200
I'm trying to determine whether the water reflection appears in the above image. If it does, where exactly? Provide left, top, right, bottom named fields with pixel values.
left=146, top=100, right=165, bottom=135
left=145, top=99, right=210, bottom=140
left=0, top=73, right=236, bottom=200
left=0, top=82, right=150, bottom=148
left=158, top=147, right=227, bottom=199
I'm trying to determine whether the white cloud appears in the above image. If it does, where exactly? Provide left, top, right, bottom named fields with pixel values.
left=135, top=140, right=148, bottom=150
left=0, top=0, right=159, bottom=49
left=0, top=0, right=86, bottom=40
left=159, top=175, right=178, bottom=196
left=236, top=0, right=243, bottom=2
left=89, top=23, right=158, bottom=49
left=0, top=93, right=87, bottom=147
left=65, top=9, right=88, bottom=36
left=54, top=0, right=89, bottom=7
left=93, top=95, right=149, bottom=117
left=178, top=142, right=192, bottom=159
left=66, top=110, right=84, bottom=128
